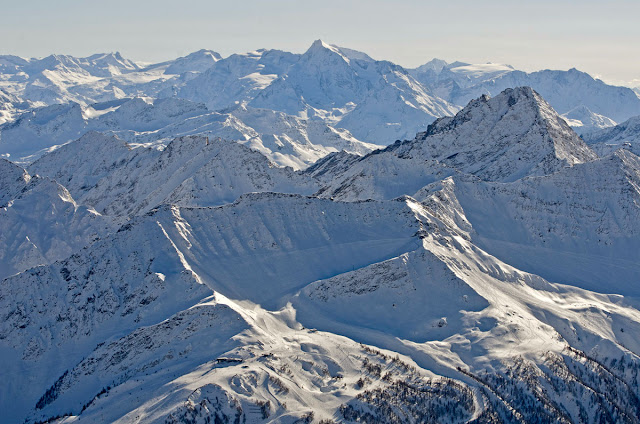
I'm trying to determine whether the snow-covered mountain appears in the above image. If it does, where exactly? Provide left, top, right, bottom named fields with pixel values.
left=162, top=49, right=222, bottom=74
left=0, top=96, right=379, bottom=167
left=250, top=40, right=459, bottom=144
left=0, top=53, right=140, bottom=108
left=0, top=159, right=115, bottom=279
left=3, top=43, right=639, bottom=159
left=0, top=97, right=209, bottom=161
left=414, top=148, right=640, bottom=296
left=582, top=115, right=640, bottom=156
left=410, top=59, right=515, bottom=97
left=0, top=206, right=214, bottom=422
left=398, top=87, right=596, bottom=181
left=0, top=98, right=381, bottom=169
left=0, top=193, right=423, bottom=420
left=25, top=52, right=140, bottom=78
left=30, top=133, right=319, bottom=216
left=172, top=48, right=299, bottom=111
left=314, top=87, right=597, bottom=201
left=3, top=43, right=640, bottom=423
left=0, top=50, right=216, bottom=123
left=2, top=42, right=460, bottom=149
left=0, top=88, right=28, bottom=125
left=0, top=157, right=31, bottom=205
left=0, top=102, right=88, bottom=161
left=4, top=190, right=640, bottom=423
left=413, top=62, right=640, bottom=126
left=0, top=173, right=115, bottom=279
left=561, top=105, right=617, bottom=133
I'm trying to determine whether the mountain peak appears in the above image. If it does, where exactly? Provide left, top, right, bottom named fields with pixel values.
left=304, top=39, right=349, bottom=62
left=309, top=39, right=331, bottom=50
left=561, top=104, right=617, bottom=132
left=500, top=86, right=537, bottom=104
left=582, top=114, right=640, bottom=156
left=184, top=49, right=222, bottom=60
left=414, top=58, right=448, bottom=74
left=397, top=86, right=598, bottom=182
left=164, top=49, right=222, bottom=74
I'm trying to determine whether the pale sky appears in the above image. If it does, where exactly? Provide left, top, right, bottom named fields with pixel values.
left=3, top=0, right=639, bottom=86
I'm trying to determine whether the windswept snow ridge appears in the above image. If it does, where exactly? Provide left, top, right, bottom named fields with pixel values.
left=31, top=133, right=319, bottom=216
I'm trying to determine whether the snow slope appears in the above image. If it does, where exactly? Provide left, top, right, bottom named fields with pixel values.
left=229, top=105, right=381, bottom=169
left=582, top=115, right=640, bottom=156
left=1, top=97, right=379, bottom=168
left=0, top=157, right=31, bottom=205
left=0, top=102, right=88, bottom=161
left=0, top=192, right=425, bottom=421
left=0, top=88, right=28, bottom=125
left=314, top=87, right=597, bottom=201
left=0, top=212, right=213, bottom=422
left=0, top=175, right=115, bottom=279
left=174, top=48, right=299, bottom=111
left=561, top=105, right=617, bottom=133
left=414, top=149, right=640, bottom=296
left=250, top=40, right=459, bottom=144
left=3, top=45, right=640, bottom=424
left=152, top=194, right=425, bottom=308
left=31, top=134, right=319, bottom=216
left=5, top=192, right=640, bottom=423
left=434, top=67, right=640, bottom=124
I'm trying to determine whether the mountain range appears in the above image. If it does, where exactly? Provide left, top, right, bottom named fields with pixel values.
left=2, top=42, right=640, bottom=424
left=3, top=41, right=640, bottom=166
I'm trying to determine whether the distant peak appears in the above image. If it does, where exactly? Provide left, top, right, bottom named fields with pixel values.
left=424, top=86, right=558, bottom=139
left=310, top=39, right=331, bottom=49
left=429, top=58, right=448, bottom=65
left=414, top=58, right=448, bottom=73
left=111, top=51, right=124, bottom=60
left=505, top=85, right=536, bottom=95
left=566, top=104, right=592, bottom=114
left=187, top=49, right=222, bottom=60
left=566, top=68, right=591, bottom=78
left=304, top=39, right=348, bottom=62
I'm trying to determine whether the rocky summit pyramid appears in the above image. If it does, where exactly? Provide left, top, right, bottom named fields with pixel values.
left=394, top=86, right=598, bottom=181
left=314, top=86, right=599, bottom=201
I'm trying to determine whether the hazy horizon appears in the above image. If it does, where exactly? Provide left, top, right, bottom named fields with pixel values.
left=4, top=0, right=639, bottom=87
